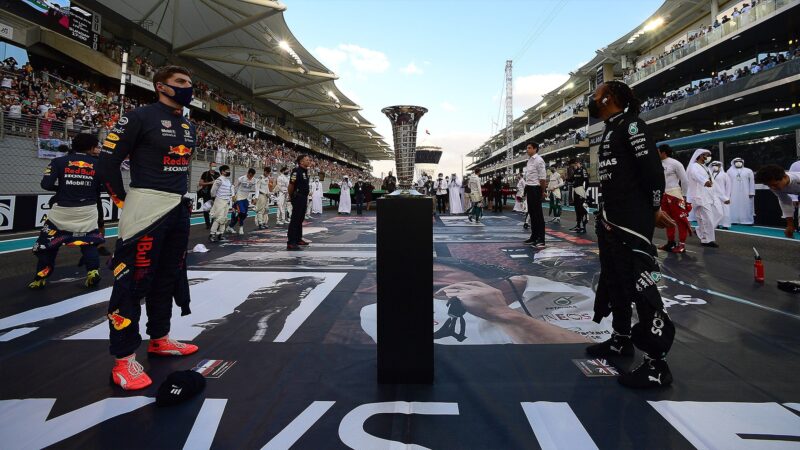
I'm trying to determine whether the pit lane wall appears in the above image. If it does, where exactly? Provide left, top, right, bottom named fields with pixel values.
left=0, top=135, right=257, bottom=233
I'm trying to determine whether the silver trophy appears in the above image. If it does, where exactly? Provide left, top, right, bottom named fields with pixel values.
left=382, top=105, right=428, bottom=195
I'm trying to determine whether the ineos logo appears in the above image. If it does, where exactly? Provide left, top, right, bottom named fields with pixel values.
left=651, top=317, right=665, bottom=336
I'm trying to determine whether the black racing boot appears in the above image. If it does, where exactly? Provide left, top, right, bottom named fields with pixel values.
left=618, top=356, right=673, bottom=389
left=586, top=333, right=634, bottom=358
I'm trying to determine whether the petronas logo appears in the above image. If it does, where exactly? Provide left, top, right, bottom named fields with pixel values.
left=628, top=123, right=639, bottom=136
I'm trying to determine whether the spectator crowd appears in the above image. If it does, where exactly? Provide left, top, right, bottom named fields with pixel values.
left=1, top=58, right=372, bottom=182
left=640, top=49, right=798, bottom=113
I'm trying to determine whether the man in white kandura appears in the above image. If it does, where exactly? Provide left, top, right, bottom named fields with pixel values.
left=311, top=176, right=324, bottom=214
left=338, top=175, right=352, bottom=215
left=710, top=161, right=732, bottom=229
left=448, top=173, right=464, bottom=214
left=727, top=157, right=755, bottom=225
left=275, top=166, right=291, bottom=225
left=686, top=149, right=723, bottom=247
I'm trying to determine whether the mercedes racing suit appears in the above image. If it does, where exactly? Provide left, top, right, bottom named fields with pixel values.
left=98, top=101, right=196, bottom=358
left=594, top=110, right=675, bottom=359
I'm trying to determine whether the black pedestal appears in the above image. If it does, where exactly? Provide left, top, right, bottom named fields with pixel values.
left=376, top=196, right=434, bottom=384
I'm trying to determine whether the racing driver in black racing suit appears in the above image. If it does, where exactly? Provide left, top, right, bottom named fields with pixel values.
left=586, top=80, right=677, bottom=389
left=98, top=65, right=199, bottom=391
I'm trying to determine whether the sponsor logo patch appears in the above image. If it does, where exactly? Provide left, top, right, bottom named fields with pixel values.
left=103, top=141, right=117, bottom=149
left=168, top=145, right=192, bottom=156
left=113, top=262, right=127, bottom=277
left=628, top=122, right=639, bottom=135
left=573, top=358, right=619, bottom=377
left=117, top=116, right=128, bottom=125
left=106, top=133, right=120, bottom=141
left=192, top=359, right=237, bottom=379
left=161, top=120, right=172, bottom=128
left=108, top=310, right=132, bottom=331
left=68, top=161, right=94, bottom=169
left=181, top=123, right=190, bottom=129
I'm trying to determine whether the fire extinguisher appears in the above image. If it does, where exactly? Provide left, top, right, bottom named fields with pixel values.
left=753, top=247, right=765, bottom=283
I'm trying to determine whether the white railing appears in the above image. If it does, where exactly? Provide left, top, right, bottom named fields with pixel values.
left=624, top=0, right=797, bottom=85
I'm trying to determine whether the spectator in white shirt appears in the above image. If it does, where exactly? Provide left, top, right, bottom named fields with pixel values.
left=523, top=142, right=548, bottom=248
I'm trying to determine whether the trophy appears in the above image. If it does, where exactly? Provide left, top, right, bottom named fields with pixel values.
left=381, top=105, right=428, bottom=195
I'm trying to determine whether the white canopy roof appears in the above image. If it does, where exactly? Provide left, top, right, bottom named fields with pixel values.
left=96, top=0, right=392, bottom=160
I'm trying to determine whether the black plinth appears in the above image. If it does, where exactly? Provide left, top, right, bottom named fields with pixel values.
left=376, top=196, right=434, bottom=384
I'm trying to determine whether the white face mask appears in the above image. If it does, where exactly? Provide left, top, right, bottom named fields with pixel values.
left=735, top=162, right=743, bottom=168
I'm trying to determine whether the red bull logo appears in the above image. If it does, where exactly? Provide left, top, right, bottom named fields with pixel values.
left=135, top=236, right=154, bottom=268
left=68, top=161, right=94, bottom=169
left=168, top=145, right=192, bottom=157
left=108, top=310, right=132, bottom=331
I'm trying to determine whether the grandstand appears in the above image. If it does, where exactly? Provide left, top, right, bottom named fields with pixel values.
left=467, top=0, right=799, bottom=226
left=0, top=0, right=390, bottom=231
left=414, top=145, right=443, bottom=180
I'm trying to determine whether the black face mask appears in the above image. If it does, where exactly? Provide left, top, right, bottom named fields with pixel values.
left=588, top=97, right=600, bottom=119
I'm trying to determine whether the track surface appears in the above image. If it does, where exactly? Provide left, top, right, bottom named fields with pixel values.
left=0, top=207, right=798, bottom=449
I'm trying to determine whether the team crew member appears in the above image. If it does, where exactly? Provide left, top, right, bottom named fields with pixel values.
left=354, top=177, right=367, bottom=215
left=547, top=167, right=564, bottom=223
left=523, top=142, right=547, bottom=248
left=569, top=160, right=590, bottom=233
left=197, top=162, right=219, bottom=229
left=466, top=169, right=484, bottom=222
left=230, top=168, right=257, bottom=235
left=514, top=173, right=526, bottom=213
left=209, top=165, right=233, bottom=242
left=287, top=155, right=312, bottom=250
left=658, top=144, right=691, bottom=253
left=382, top=170, right=397, bottom=193
left=754, top=165, right=800, bottom=238
left=305, top=180, right=314, bottom=220
left=255, top=167, right=274, bottom=229
left=686, top=149, right=722, bottom=248
left=435, top=174, right=448, bottom=214
left=29, top=133, right=105, bottom=289
left=98, top=65, right=199, bottom=391
left=87, top=142, right=111, bottom=257
left=586, top=80, right=676, bottom=388
left=275, top=166, right=291, bottom=225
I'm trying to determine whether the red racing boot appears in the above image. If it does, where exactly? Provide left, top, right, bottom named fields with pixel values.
left=148, top=336, right=199, bottom=356
left=111, top=355, right=152, bottom=391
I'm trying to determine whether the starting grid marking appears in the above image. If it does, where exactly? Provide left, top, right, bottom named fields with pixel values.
left=0, top=210, right=275, bottom=255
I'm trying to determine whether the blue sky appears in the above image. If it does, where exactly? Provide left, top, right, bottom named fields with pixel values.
left=286, top=0, right=664, bottom=177
left=3, top=0, right=665, bottom=177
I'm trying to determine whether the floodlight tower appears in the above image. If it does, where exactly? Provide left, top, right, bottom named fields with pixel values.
left=505, top=60, right=514, bottom=174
